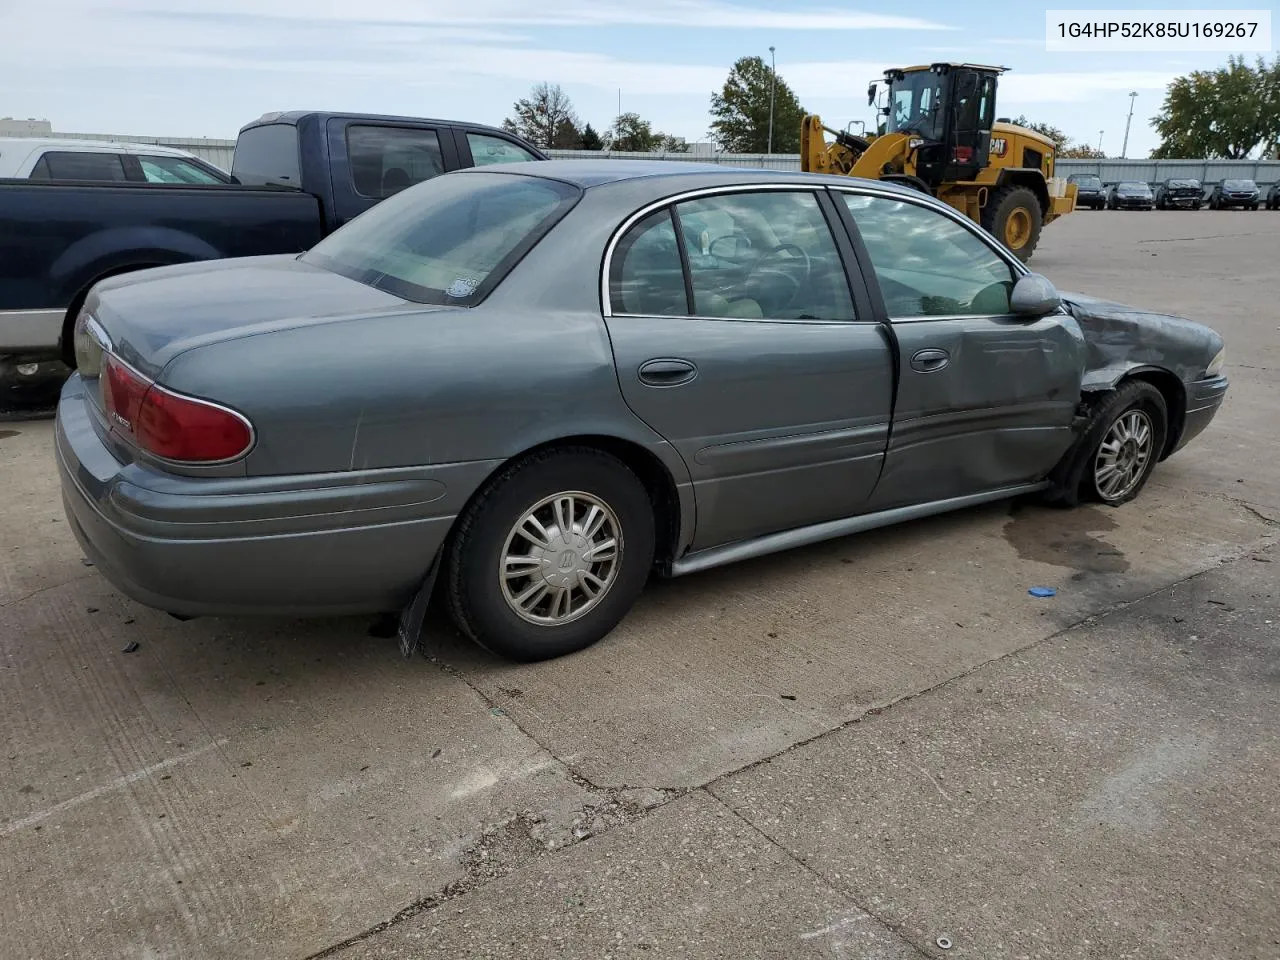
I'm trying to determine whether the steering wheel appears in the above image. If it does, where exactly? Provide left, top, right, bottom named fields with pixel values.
left=748, top=243, right=812, bottom=308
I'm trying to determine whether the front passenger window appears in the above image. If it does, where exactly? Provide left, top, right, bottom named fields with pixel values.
left=840, top=193, right=1016, bottom=318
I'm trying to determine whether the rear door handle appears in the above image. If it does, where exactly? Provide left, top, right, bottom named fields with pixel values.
left=910, top=348, right=951, bottom=373
left=638, top=358, right=698, bottom=386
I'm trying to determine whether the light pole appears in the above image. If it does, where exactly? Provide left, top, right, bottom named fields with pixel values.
left=1098, top=130, right=1104, bottom=155
left=767, top=46, right=776, bottom=156
left=1121, top=91, right=1137, bottom=159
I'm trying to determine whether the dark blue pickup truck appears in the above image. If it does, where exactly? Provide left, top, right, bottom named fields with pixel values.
left=0, top=111, right=547, bottom=381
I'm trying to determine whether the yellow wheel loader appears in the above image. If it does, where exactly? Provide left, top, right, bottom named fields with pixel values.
left=800, top=63, right=1077, bottom=261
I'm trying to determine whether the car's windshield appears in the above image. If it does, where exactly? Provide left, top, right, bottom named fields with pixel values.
left=303, top=172, right=580, bottom=305
left=1071, top=176, right=1101, bottom=187
left=1167, top=179, right=1199, bottom=188
left=1223, top=179, right=1256, bottom=190
left=1118, top=182, right=1150, bottom=194
left=885, top=71, right=944, bottom=141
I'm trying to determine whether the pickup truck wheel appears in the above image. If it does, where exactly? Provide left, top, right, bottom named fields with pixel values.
left=1048, top=382, right=1168, bottom=508
left=443, top=447, right=655, bottom=662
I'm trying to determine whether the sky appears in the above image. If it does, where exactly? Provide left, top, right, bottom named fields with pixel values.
left=3, top=0, right=1276, bottom=158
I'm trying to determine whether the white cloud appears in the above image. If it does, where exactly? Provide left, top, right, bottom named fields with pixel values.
left=9, top=0, right=954, bottom=35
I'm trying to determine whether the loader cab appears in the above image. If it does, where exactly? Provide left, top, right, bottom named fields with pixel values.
left=871, top=63, right=1001, bottom=188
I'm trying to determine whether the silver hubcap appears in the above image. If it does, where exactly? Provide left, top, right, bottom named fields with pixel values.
left=1094, top=409, right=1154, bottom=501
left=500, top=492, right=622, bottom=625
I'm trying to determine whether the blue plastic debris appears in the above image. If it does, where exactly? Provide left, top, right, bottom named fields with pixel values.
left=1028, top=587, right=1057, bottom=598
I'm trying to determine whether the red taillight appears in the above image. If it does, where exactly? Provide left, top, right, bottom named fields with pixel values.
left=101, top=353, right=252, bottom=463
left=953, top=146, right=973, bottom=162
left=102, top=353, right=150, bottom=433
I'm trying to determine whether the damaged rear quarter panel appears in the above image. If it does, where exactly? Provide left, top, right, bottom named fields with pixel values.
left=1062, top=291, right=1223, bottom=393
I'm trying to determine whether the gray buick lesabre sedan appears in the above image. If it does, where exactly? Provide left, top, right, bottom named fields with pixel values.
left=56, top=161, right=1229, bottom=661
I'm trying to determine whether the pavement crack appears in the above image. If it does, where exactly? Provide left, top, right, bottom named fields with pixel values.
left=422, top=649, right=609, bottom=790
left=1240, top=503, right=1280, bottom=526
left=0, top=572, right=97, bottom=609
left=704, top=789, right=934, bottom=960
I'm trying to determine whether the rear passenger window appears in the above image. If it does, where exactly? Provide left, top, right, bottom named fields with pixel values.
left=609, top=210, right=689, bottom=316
left=347, top=125, right=445, bottom=199
left=674, top=191, right=855, bottom=321
left=30, top=152, right=128, bottom=182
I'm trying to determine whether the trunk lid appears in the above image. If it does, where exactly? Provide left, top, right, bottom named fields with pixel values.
left=76, top=254, right=423, bottom=382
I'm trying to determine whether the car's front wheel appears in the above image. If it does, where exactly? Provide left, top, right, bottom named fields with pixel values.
left=1047, top=381, right=1169, bottom=508
left=1079, top=382, right=1168, bottom=506
left=443, top=447, right=656, bottom=661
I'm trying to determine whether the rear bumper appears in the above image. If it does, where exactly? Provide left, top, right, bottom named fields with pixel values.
left=1170, top=374, right=1228, bottom=456
left=55, top=374, right=476, bottom=617
left=0, top=308, right=63, bottom=357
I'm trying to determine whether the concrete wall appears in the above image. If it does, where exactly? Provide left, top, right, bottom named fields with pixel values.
left=25, top=133, right=1280, bottom=186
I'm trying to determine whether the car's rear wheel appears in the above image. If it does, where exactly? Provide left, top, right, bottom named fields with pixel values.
left=443, top=447, right=655, bottom=662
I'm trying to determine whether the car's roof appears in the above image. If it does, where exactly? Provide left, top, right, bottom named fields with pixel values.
left=0, top=137, right=202, bottom=158
left=240, top=111, right=514, bottom=138
left=458, top=158, right=928, bottom=196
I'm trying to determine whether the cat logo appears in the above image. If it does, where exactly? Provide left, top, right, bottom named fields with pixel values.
left=989, top=138, right=1007, bottom=157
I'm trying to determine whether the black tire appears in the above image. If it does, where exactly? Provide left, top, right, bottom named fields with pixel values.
left=981, top=185, right=1043, bottom=261
left=1193, top=201, right=1202, bottom=210
left=1047, top=381, right=1168, bottom=508
left=443, top=446, right=656, bottom=662
left=1249, top=203, right=1258, bottom=211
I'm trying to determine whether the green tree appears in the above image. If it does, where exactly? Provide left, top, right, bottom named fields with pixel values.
left=709, top=55, right=807, bottom=153
left=1011, top=115, right=1104, bottom=159
left=1151, top=55, right=1280, bottom=159
left=1059, top=143, right=1105, bottom=159
left=605, top=112, right=658, bottom=151
left=502, top=82, right=580, bottom=150
left=1010, top=115, right=1068, bottom=151
left=579, top=122, right=604, bottom=151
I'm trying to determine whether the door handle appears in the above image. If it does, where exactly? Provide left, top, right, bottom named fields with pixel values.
left=638, top=358, right=698, bottom=386
left=909, top=348, right=951, bottom=373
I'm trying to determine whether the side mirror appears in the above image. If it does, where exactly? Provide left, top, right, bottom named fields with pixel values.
left=1010, top=273, right=1062, bottom=317
left=867, top=82, right=878, bottom=106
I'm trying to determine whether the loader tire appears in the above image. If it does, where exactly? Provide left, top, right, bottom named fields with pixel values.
left=982, top=185, right=1043, bottom=262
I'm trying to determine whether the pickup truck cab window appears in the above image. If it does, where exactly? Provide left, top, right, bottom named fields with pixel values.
left=30, top=152, right=129, bottom=182
left=231, top=123, right=301, bottom=187
left=839, top=193, right=1016, bottom=318
left=466, top=133, right=539, bottom=166
left=347, top=125, right=445, bottom=198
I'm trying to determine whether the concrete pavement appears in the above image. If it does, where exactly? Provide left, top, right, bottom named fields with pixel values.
left=1, top=209, right=1277, bottom=959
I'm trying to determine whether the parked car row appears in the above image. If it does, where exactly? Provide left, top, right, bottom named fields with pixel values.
left=1067, top=173, right=1276, bottom=211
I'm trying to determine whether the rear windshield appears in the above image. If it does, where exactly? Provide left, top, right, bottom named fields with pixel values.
left=232, top=123, right=301, bottom=187
left=1166, top=178, right=1199, bottom=187
left=303, top=171, right=580, bottom=305
left=1223, top=179, right=1255, bottom=189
